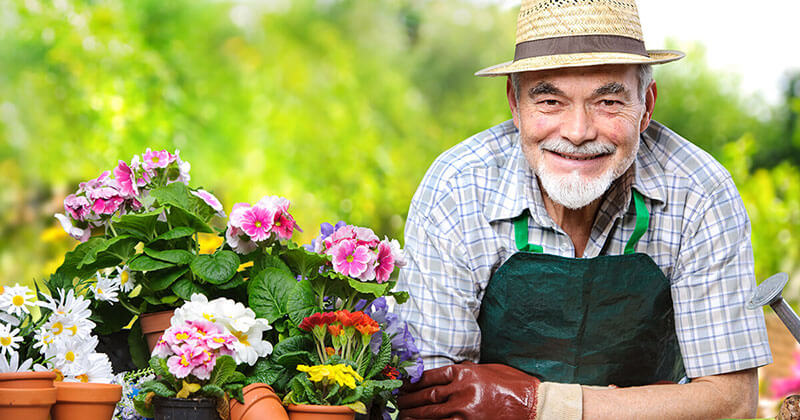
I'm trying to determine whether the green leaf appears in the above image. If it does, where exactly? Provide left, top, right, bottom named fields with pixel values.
left=209, top=355, right=236, bottom=386
left=275, top=350, right=313, bottom=368
left=149, top=357, right=178, bottom=389
left=354, top=379, right=402, bottom=403
left=128, top=254, right=176, bottom=272
left=287, top=279, right=318, bottom=326
left=152, top=226, right=196, bottom=242
left=128, top=321, right=149, bottom=369
left=133, top=394, right=154, bottom=418
left=144, top=248, right=194, bottom=265
left=77, top=235, right=133, bottom=268
left=141, top=380, right=177, bottom=398
left=298, top=374, right=324, bottom=405
left=190, top=250, right=239, bottom=284
left=149, top=267, right=189, bottom=291
left=150, top=183, right=193, bottom=209
left=56, top=238, right=122, bottom=280
left=217, top=272, right=246, bottom=290
left=247, top=267, right=298, bottom=323
left=390, top=290, right=410, bottom=305
left=160, top=295, right=181, bottom=304
left=346, top=277, right=390, bottom=298
left=167, top=206, right=214, bottom=234
left=171, top=277, right=207, bottom=300
left=200, top=384, right=225, bottom=398
left=253, top=253, right=292, bottom=275
left=112, top=209, right=163, bottom=241
left=250, top=359, right=288, bottom=387
left=279, top=244, right=327, bottom=279
left=272, top=336, right=314, bottom=360
left=366, top=332, right=392, bottom=380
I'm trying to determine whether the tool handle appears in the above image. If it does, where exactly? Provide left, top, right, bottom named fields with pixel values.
left=772, top=299, right=800, bottom=344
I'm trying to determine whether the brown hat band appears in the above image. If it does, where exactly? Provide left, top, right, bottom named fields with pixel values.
left=514, top=34, right=649, bottom=61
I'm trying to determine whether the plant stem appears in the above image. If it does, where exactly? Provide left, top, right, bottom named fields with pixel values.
left=108, top=222, right=118, bottom=237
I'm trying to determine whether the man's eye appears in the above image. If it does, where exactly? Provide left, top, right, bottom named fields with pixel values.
left=539, top=100, right=559, bottom=106
left=601, top=100, right=620, bottom=107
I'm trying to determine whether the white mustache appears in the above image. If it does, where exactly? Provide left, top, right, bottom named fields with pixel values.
left=539, top=139, right=616, bottom=156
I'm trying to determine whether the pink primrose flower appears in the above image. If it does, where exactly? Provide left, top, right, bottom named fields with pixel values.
left=54, top=213, right=90, bottom=242
left=78, top=171, right=111, bottom=194
left=170, top=150, right=191, bottom=185
left=256, top=195, right=290, bottom=212
left=187, top=319, right=223, bottom=338
left=374, top=241, right=395, bottom=283
left=271, top=210, right=298, bottom=240
left=64, top=194, right=91, bottom=221
left=167, top=346, right=204, bottom=378
left=142, top=149, right=174, bottom=170
left=240, top=205, right=275, bottom=242
left=191, top=350, right=217, bottom=380
left=354, top=227, right=379, bottom=247
left=205, top=332, right=236, bottom=353
left=164, top=326, right=198, bottom=348
left=92, top=196, right=125, bottom=215
left=330, top=239, right=371, bottom=278
left=191, top=189, right=225, bottom=217
left=226, top=225, right=257, bottom=255
left=113, top=160, right=138, bottom=198
left=357, top=251, right=378, bottom=282
left=152, top=338, right=172, bottom=358
left=229, top=203, right=252, bottom=229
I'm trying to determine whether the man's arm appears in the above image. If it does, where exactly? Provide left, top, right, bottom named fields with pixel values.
left=583, top=368, right=758, bottom=419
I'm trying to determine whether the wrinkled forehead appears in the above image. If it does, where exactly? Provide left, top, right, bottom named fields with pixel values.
left=518, top=64, right=639, bottom=91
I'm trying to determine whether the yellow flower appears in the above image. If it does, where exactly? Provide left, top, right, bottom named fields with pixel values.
left=176, top=380, right=201, bottom=398
left=198, top=233, right=224, bottom=254
left=296, top=364, right=363, bottom=389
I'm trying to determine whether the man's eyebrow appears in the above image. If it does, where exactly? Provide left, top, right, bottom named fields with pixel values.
left=528, top=81, right=564, bottom=98
left=593, top=82, right=630, bottom=98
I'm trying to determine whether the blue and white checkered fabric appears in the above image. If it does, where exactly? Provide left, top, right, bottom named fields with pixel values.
left=396, top=119, right=772, bottom=379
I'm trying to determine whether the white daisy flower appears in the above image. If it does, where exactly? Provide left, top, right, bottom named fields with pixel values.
left=0, top=284, right=38, bottom=317
left=0, top=352, right=33, bottom=373
left=39, top=288, right=92, bottom=320
left=32, top=326, right=55, bottom=353
left=115, top=265, right=136, bottom=293
left=91, top=272, right=120, bottom=303
left=66, top=353, right=114, bottom=384
left=0, top=324, right=23, bottom=357
left=45, top=335, right=99, bottom=377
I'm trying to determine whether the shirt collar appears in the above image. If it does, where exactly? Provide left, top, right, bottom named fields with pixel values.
left=483, top=127, right=667, bottom=224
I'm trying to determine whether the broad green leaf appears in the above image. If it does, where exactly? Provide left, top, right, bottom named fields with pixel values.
left=160, top=295, right=181, bottom=304
left=217, top=272, right=245, bottom=290
left=190, top=250, right=239, bottom=284
left=56, top=238, right=122, bottom=280
left=128, top=254, right=176, bottom=272
left=250, top=359, right=287, bottom=387
left=272, top=336, right=314, bottom=360
left=151, top=226, right=195, bottom=242
left=144, top=247, right=194, bottom=264
left=347, top=277, right=390, bottom=298
left=150, top=183, right=193, bottom=209
left=112, top=209, right=163, bottom=241
left=298, top=374, right=324, bottom=405
left=128, top=322, right=150, bottom=369
left=391, top=290, right=410, bottom=305
left=209, top=355, right=237, bottom=387
left=287, top=279, right=318, bottom=326
left=149, top=267, right=189, bottom=291
left=248, top=267, right=298, bottom=323
left=353, top=379, right=402, bottom=403
left=167, top=206, right=214, bottom=234
left=275, top=350, right=314, bottom=368
left=200, top=384, right=224, bottom=398
left=142, top=380, right=176, bottom=398
left=253, top=253, right=292, bottom=275
left=78, top=235, right=133, bottom=268
left=279, top=244, right=327, bottom=279
left=171, top=277, right=207, bottom=300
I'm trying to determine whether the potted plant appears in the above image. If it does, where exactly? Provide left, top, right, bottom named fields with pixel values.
left=52, top=149, right=250, bottom=365
left=133, top=296, right=275, bottom=420
left=230, top=221, right=423, bottom=419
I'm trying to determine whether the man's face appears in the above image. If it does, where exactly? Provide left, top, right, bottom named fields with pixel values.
left=507, top=64, right=655, bottom=210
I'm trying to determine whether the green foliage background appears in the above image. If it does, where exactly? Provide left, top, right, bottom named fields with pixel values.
left=1, top=0, right=800, bottom=303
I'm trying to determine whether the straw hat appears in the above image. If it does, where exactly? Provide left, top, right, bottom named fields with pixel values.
left=476, top=0, right=684, bottom=76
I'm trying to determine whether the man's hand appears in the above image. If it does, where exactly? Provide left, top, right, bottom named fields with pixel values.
left=397, top=362, right=541, bottom=420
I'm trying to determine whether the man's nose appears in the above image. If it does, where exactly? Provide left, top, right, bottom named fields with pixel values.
left=560, top=106, right=597, bottom=144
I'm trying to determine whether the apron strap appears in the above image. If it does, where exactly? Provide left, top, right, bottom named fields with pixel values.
left=513, top=190, right=650, bottom=254
left=513, top=211, right=543, bottom=253
left=623, top=190, right=650, bottom=255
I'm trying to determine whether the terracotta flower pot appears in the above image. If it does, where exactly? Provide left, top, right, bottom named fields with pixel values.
left=51, top=381, right=123, bottom=420
left=0, top=370, right=57, bottom=389
left=0, top=386, right=57, bottom=420
left=153, top=396, right=220, bottom=420
left=230, top=383, right=288, bottom=420
left=140, top=309, right=175, bottom=352
left=287, top=404, right=355, bottom=420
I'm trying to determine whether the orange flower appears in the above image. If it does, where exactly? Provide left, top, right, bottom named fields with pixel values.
left=355, top=321, right=380, bottom=336
left=328, top=323, right=343, bottom=337
left=326, top=347, right=336, bottom=356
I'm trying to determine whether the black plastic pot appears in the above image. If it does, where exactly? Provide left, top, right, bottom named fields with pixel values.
left=153, top=396, right=219, bottom=420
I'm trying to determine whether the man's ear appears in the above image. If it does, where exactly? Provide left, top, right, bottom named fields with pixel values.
left=640, top=81, right=657, bottom=133
left=507, top=76, right=520, bottom=129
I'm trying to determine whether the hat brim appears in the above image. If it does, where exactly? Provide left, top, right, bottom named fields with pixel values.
left=475, top=50, right=685, bottom=77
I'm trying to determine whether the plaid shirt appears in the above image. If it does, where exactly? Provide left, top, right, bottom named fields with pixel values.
left=396, top=119, right=772, bottom=379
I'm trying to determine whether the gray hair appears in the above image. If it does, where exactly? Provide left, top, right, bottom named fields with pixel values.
left=510, top=64, right=653, bottom=103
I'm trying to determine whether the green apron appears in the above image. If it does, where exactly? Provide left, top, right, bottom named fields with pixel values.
left=477, top=190, right=685, bottom=387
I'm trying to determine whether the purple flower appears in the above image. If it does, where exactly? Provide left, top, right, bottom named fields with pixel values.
left=305, top=221, right=346, bottom=252
left=365, top=297, right=424, bottom=383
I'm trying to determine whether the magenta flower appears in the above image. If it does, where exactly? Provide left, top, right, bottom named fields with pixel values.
left=240, top=206, right=275, bottom=242
left=187, top=319, right=223, bottom=337
left=64, top=194, right=91, bottom=221
left=167, top=346, right=204, bottom=378
left=78, top=171, right=111, bottom=193
left=271, top=210, right=298, bottom=240
left=229, top=203, right=252, bottom=229
left=142, top=148, right=174, bottom=170
left=191, top=350, right=217, bottom=380
left=354, top=226, right=380, bottom=247
left=113, top=160, right=138, bottom=198
left=374, top=241, right=395, bottom=283
left=331, top=240, right=371, bottom=278
left=91, top=196, right=125, bottom=215
left=191, top=189, right=225, bottom=217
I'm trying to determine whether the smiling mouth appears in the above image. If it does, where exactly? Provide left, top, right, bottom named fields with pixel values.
left=550, top=151, right=610, bottom=161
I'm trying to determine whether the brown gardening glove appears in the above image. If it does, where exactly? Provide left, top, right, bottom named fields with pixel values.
left=397, top=361, right=541, bottom=420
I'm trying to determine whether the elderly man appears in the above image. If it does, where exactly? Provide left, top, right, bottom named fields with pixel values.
left=395, top=0, right=772, bottom=419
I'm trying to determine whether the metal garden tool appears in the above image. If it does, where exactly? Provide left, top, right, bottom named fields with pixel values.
left=747, top=272, right=800, bottom=343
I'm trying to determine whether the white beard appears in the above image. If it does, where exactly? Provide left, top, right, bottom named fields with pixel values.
left=533, top=139, right=639, bottom=210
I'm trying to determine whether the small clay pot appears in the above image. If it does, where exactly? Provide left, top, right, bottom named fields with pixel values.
left=153, top=396, right=220, bottom=420
left=287, top=404, right=355, bottom=420
left=0, top=386, right=57, bottom=420
left=51, top=381, right=123, bottom=420
left=230, top=383, right=288, bottom=420
left=0, top=370, right=57, bottom=389
left=140, top=309, right=175, bottom=352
